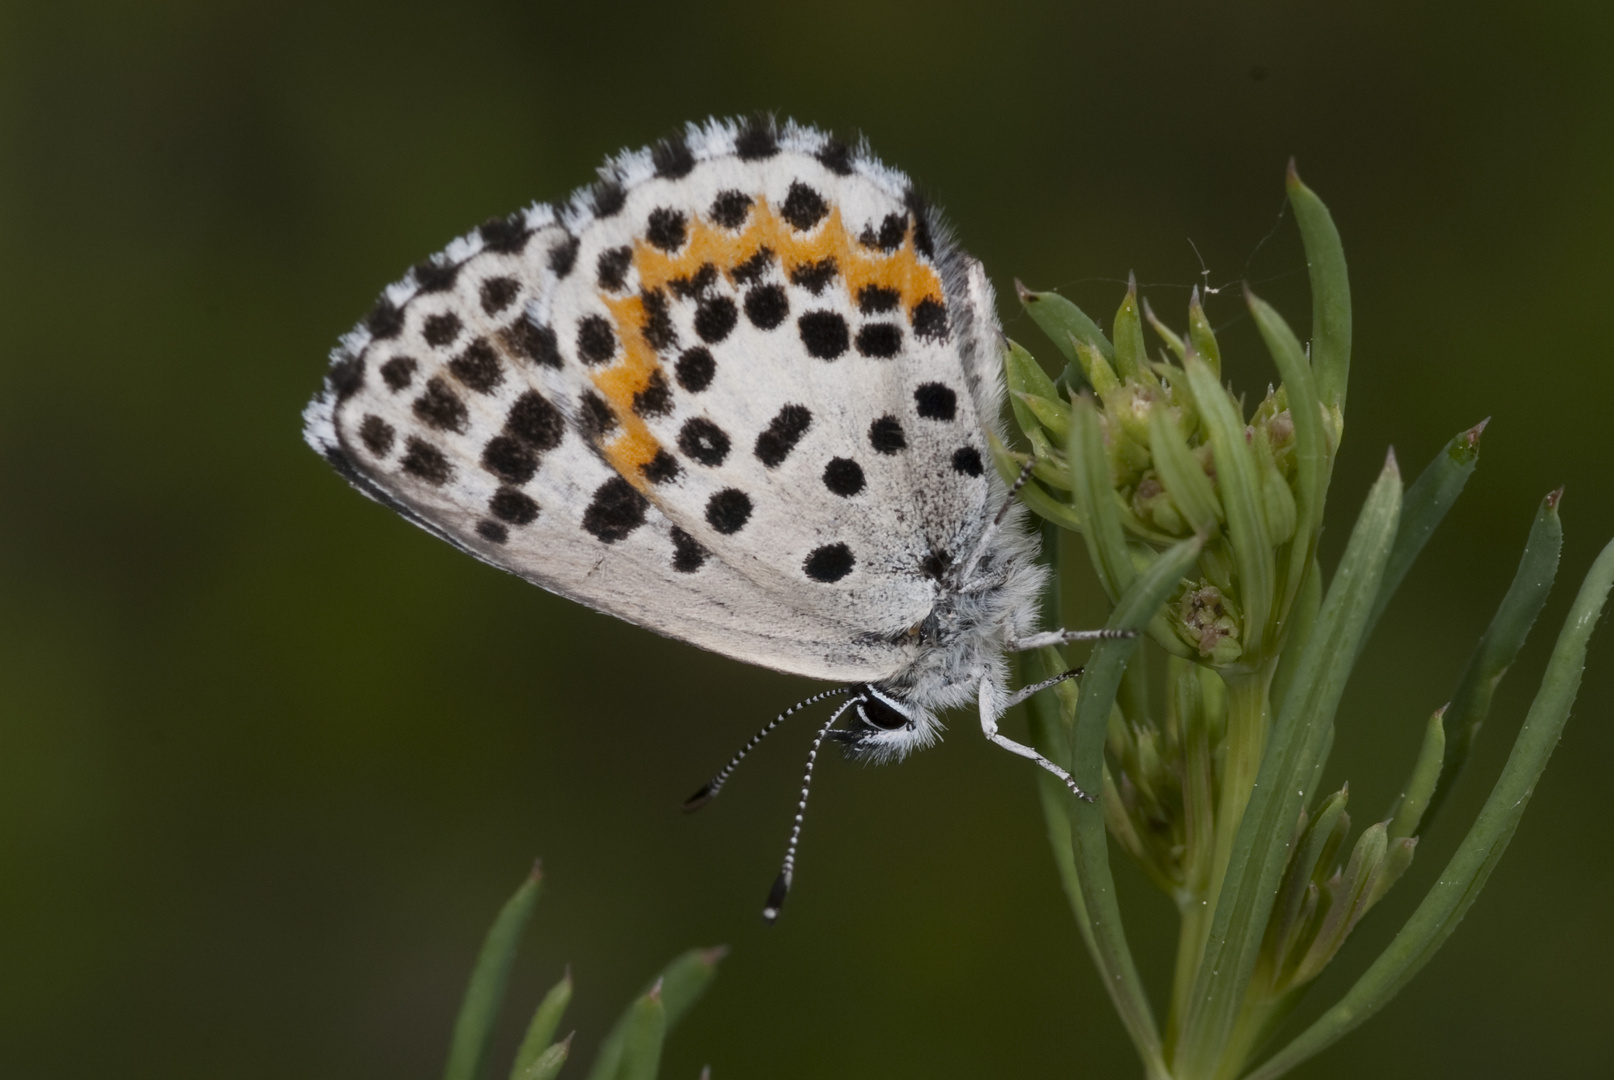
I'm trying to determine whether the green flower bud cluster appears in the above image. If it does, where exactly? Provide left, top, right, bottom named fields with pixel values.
left=1000, top=271, right=1339, bottom=674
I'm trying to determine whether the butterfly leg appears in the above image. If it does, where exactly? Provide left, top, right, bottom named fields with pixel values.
left=977, top=677, right=1094, bottom=802
left=1006, top=628, right=1137, bottom=651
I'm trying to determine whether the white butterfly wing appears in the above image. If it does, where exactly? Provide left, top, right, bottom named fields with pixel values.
left=305, top=118, right=1007, bottom=683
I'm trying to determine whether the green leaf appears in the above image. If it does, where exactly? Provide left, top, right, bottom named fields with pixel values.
left=1187, top=289, right=1222, bottom=380
left=1179, top=356, right=1276, bottom=656
left=1004, top=340, right=1059, bottom=461
left=1068, top=394, right=1136, bottom=601
left=1113, top=274, right=1147, bottom=381
left=1422, top=490, right=1563, bottom=828
left=1248, top=287, right=1328, bottom=622
left=1244, top=534, right=1614, bottom=1080
left=1017, top=279, right=1116, bottom=363
left=1068, top=533, right=1205, bottom=1080
left=1364, top=420, right=1487, bottom=643
left=1388, top=709, right=1445, bottom=840
left=1148, top=405, right=1221, bottom=534
left=585, top=948, right=725, bottom=1080
left=445, top=863, right=544, bottom=1080
left=617, top=984, right=667, bottom=1080
left=516, top=1036, right=572, bottom=1080
left=1177, top=455, right=1401, bottom=1078
left=1287, top=163, right=1351, bottom=415
left=511, top=969, right=574, bottom=1079
left=1142, top=296, right=1187, bottom=361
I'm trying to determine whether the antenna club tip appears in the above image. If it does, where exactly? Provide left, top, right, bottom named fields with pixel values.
left=763, top=871, right=792, bottom=923
left=682, top=785, right=715, bottom=812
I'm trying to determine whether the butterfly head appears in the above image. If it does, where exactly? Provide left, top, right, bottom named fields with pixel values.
left=830, top=684, right=943, bottom=764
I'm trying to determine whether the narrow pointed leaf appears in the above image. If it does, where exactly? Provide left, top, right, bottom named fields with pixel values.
left=1113, top=276, right=1146, bottom=380
left=512, top=970, right=574, bottom=1079
left=1422, top=491, right=1563, bottom=828
left=617, top=985, right=667, bottom=1080
left=1069, top=395, right=1136, bottom=601
left=1179, top=457, right=1400, bottom=1076
left=446, top=864, right=543, bottom=1080
left=517, top=1036, right=572, bottom=1080
left=1287, top=163, right=1351, bottom=414
left=1389, top=709, right=1445, bottom=840
left=1245, top=535, right=1614, bottom=1080
left=1364, top=420, right=1487, bottom=642
left=1068, top=534, right=1204, bottom=1078
left=585, top=948, right=725, bottom=1080
left=1187, top=290, right=1222, bottom=380
left=1017, top=279, right=1115, bottom=363
left=1248, top=287, right=1328, bottom=615
left=1142, top=296, right=1187, bottom=360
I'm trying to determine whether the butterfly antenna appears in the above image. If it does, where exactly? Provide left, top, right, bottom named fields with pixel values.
left=683, top=687, right=854, bottom=812
left=953, top=458, right=1036, bottom=587
left=763, top=695, right=857, bottom=922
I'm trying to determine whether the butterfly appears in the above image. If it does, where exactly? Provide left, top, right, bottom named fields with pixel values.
left=304, top=116, right=1119, bottom=918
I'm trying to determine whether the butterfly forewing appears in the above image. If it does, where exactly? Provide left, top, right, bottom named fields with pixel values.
left=306, top=118, right=1003, bottom=682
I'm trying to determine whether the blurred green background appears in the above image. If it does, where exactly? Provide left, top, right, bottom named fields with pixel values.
left=3, top=1, right=1611, bottom=1077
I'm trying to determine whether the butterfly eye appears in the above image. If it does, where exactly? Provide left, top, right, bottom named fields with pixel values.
left=857, top=693, right=911, bottom=731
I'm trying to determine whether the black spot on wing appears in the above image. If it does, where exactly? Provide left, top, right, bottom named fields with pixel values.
left=413, top=377, right=469, bottom=433
left=857, top=285, right=900, bottom=313
left=789, top=258, right=837, bottom=295
left=490, top=486, right=539, bottom=525
left=731, top=248, right=774, bottom=286
left=359, top=414, right=394, bottom=457
left=952, top=446, right=984, bottom=477
left=500, top=320, right=562, bottom=368
left=915, top=382, right=957, bottom=421
left=576, top=316, right=617, bottom=365
left=400, top=437, right=452, bottom=485
left=641, top=448, right=681, bottom=484
left=448, top=338, right=503, bottom=393
left=753, top=404, right=812, bottom=468
left=797, top=311, right=848, bottom=359
left=710, top=190, right=752, bottom=229
left=911, top=297, right=949, bottom=341
left=779, top=182, right=828, bottom=230
left=855, top=323, right=902, bottom=359
left=632, top=369, right=673, bottom=417
left=583, top=477, right=647, bottom=542
left=705, top=489, right=753, bottom=534
left=823, top=457, right=865, bottom=496
left=804, top=543, right=854, bottom=582
left=597, top=246, right=632, bottom=292
left=671, top=527, right=707, bottom=572
left=869, top=415, right=906, bottom=454
left=548, top=235, right=580, bottom=278
left=481, top=435, right=537, bottom=485
left=694, top=296, right=737, bottom=343
left=423, top=312, right=462, bottom=347
left=380, top=356, right=416, bottom=392
left=646, top=207, right=687, bottom=252
left=480, top=276, right=520, bottom=315
left=328, top=355, right=364, bottom=401
left=676, top=346, right=715, bottom=391
left=506, top=391, right=564, bottom=451
left=679, top=417, right=730, bottom=466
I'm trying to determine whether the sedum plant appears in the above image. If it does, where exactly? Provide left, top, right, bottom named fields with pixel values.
left=997, top=165, right=1614, bottom=1080
left=441, top=862, right=720, bottom=1080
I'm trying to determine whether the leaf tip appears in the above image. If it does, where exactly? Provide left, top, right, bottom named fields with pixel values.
left=529, top=858, right=544, bottom=883
left=1383, top=445, right=1400, bottom=478
left=698, top=944, right=730, bottom=966
left=1546, top=486, right=1565, bottom=511
left=648, top=977, right=664, bottom=1002
left=1015, top=278, right=1037, bottom=304
left=1286, top=156, right=1302, bottom=189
